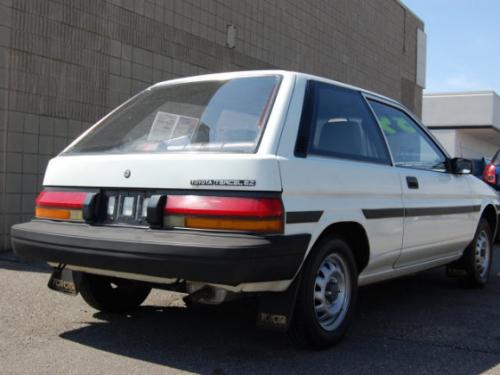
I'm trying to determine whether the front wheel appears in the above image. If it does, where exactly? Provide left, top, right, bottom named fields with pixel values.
left=79, top=273, right=152, bottom=313
left=288, top=236, right=358, bottom=349
left=461, top=219, right=493, bottom=287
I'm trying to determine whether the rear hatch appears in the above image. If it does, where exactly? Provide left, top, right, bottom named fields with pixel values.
left=44, top=153, right=282, bottom=191
left=43, top=154, right=283, bottom=229
left=39, top=73, right=286, bottom=232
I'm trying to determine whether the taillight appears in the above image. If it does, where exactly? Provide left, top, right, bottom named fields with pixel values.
left=483, top=164, right=497, bottom=185
left=164, top=195, right=284, bottom=233
left=35, top=191, right=87, bottom=221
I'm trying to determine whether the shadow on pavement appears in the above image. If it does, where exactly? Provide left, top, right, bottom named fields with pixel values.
left=60, top=253, right=500, bottom=374
left=61, top=300, right=296, bottom=373
left=0, top=252, right=51, bottom=273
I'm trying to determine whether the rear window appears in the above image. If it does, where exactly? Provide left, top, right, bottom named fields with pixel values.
left=65, top=76, right=281, bottom=155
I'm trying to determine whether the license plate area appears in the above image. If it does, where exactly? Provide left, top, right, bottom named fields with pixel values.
left=103, top=190, right=150, bottom=227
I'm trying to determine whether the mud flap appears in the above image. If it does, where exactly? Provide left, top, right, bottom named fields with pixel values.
left=48, top=267, right=80, bottom=295
left=256, top=275, right=301, bottom=332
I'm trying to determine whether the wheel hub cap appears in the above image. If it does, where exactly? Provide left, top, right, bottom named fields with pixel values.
left=475, top=230, right=490, bottom=279
left=313, top=253, right=351, bottom=331
left=325, top=280, right=340, bottom=303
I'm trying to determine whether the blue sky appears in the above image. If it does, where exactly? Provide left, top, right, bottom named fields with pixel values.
left=403, top=0, right=500, bottom=93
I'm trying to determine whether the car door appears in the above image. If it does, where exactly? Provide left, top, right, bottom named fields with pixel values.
left=278, top=81, right=404, bottom=276
left=367, top=99, right=476, bottom=267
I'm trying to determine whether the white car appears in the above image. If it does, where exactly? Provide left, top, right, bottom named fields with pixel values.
left=11, top=71, right=500, bottom=349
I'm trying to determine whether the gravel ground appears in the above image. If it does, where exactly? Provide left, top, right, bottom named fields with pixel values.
left=1, top=246, right=500, bottom=375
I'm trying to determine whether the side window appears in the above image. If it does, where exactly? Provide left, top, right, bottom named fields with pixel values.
left=368, top=100, right=447, bottom=171
left=305, top=82, right=390, bottom=164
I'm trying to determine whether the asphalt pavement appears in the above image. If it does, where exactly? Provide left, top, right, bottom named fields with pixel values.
left=1, top=246, right=500, bottom=375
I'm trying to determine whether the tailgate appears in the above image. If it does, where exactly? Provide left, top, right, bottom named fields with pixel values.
left=43, top=154, right=283, bottom=192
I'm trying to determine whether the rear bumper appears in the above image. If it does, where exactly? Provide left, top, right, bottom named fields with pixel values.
left=11, top=221, right=310, bottom=286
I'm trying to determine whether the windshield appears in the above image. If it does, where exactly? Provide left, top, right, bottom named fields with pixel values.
left=65, top=75, right=281, bottom=155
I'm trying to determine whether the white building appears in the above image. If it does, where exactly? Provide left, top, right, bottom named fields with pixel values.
left=422, top=91, right=500, bottom=159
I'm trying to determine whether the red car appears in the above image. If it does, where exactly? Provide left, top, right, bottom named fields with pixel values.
left=483, top=149, right=500, bottom=192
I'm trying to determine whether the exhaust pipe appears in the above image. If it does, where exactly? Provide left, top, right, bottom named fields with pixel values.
left=184, top=284, right=228, bottom=305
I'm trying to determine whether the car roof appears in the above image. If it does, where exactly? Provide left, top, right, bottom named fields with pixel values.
left=151, top=70, right=402, bottom=108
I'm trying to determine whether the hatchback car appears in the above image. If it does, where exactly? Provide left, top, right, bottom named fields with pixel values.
left=11, top=71, right=499, bottom=349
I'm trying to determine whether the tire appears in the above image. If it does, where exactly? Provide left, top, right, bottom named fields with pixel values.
left=460, top=219, right=493, bottom=288
left=79, top=273, right=152, bottom=313
left=288, top=236, right=358, bottom=349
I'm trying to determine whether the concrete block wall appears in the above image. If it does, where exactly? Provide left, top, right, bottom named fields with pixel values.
left=0, top=0, right=424, bottom=251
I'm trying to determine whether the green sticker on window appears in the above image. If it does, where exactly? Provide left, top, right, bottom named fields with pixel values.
left=379, top=117, right=396, bottom=135
left=395, top=117, right=416, bottom=133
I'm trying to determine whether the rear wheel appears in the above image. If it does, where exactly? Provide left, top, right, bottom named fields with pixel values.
left=288, top=236, right=357, bottom=349
left=461, top=219, right=493, bottom=287
left=79, top=273, right=152, bottom=313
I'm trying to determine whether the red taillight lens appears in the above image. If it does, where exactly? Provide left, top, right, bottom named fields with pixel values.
left=483, top=164, right=497, bottom=184
left=35, top=191, right=86, bottom=221
left=35, top=191, right=87, bottom=209
left=164, top=195, right=284, bottom=233
left=165, top=196, right=283, bottom=217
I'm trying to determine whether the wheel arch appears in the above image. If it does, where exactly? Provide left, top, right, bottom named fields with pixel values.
left=481, top=204, right=498, bottom=239
left=307, top=221, right=370, bottom=274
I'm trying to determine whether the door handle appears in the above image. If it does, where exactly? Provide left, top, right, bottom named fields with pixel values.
left=406, top=176, right=419, bottom=189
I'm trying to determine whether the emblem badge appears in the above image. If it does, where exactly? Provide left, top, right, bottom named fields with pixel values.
left=124, top=169, right=131, bottom=178
left=190, top=179, right=256, bottom=187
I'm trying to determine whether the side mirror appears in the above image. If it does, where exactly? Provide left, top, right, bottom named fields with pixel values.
left=448, top=157, right=473, bottom=175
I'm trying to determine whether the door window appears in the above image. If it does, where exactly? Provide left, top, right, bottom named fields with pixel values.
left=369, top=100, right=446, bottom=171
left=304, top=82, right=390, bottom=164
